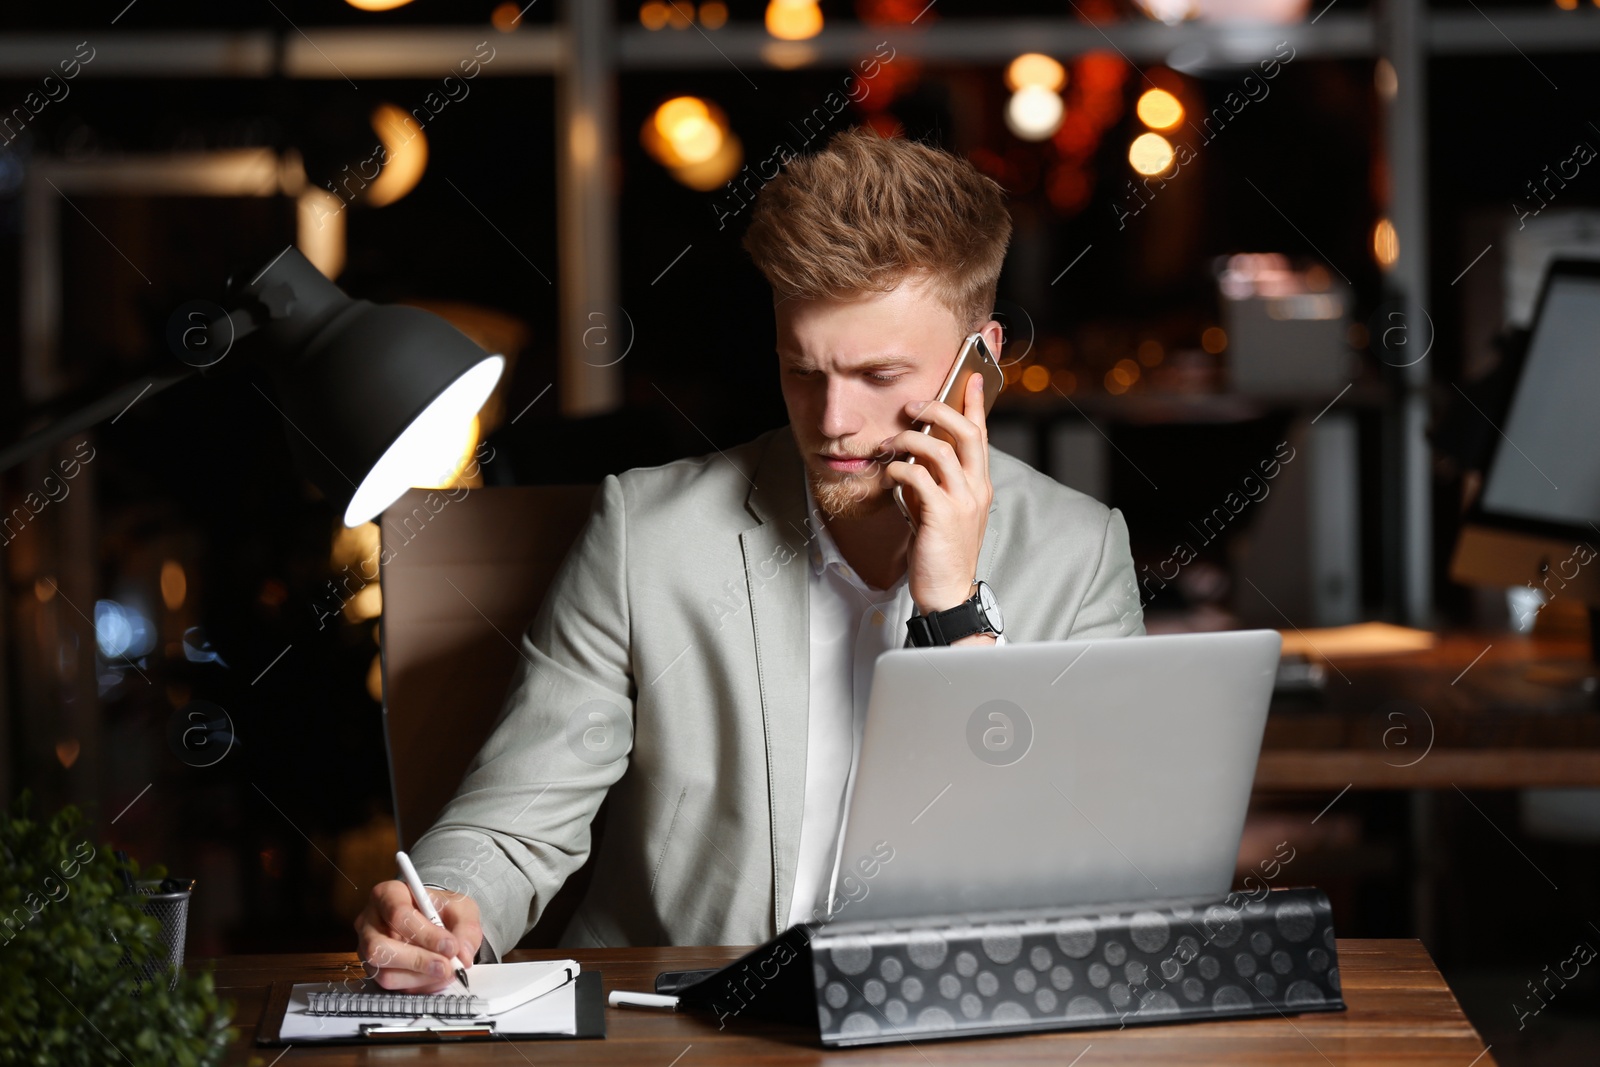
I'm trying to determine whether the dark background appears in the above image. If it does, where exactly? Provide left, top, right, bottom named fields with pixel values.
left=3, top=2, right=1598, bottom=1061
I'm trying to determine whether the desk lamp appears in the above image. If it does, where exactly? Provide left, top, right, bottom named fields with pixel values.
left=1, top=246, right=504, bottom=526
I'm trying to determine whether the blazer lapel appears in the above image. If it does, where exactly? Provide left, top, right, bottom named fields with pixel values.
left=740, top=428, right=811, bottom=934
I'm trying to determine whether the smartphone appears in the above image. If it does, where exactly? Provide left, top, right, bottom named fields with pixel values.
left=893, top=332, right=1006, bottom=527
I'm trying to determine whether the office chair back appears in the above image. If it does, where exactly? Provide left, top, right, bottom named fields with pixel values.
left=379, top=484, right=597, bottom=946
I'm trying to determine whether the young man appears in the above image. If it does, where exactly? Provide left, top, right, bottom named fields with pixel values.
left=354, top=126, right=1143, bottom=991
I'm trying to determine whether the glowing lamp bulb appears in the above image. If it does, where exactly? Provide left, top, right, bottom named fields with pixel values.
left=343, top=356, right=504, bottom=526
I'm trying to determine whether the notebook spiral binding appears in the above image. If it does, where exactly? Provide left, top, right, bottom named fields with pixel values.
left=305, top=990, right=487, bottom=1018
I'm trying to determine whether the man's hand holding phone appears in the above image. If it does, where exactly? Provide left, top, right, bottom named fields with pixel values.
left=882, top=369, right=995, bottom=622
left=354, top=880, right=483, bottom=992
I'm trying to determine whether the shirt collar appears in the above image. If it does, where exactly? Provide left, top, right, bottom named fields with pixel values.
left=802, top=478, right=842, bottom=578
left=801, top=479, right=910, bottom=597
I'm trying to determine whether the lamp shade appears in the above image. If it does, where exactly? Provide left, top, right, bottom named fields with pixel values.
left=235, top=248, right=504, bottom=526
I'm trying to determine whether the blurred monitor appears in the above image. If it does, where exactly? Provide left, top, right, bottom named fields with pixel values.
left=1217, top=252, right=1352, bottom=396
left=1450, top=259, right=1600, bottom=629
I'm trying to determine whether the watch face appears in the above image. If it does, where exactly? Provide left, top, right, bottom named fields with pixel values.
left=977, top=581, right=1003, bottom=634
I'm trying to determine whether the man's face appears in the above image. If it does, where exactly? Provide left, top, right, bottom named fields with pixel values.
left=776, top=273, right=970, bottom=520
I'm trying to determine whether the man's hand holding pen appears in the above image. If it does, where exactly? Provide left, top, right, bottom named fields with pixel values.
left=354, top=880, right=482, bottom=993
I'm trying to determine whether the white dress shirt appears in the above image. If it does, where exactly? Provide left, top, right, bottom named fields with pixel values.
left=786, top=483, right=1005, bottom=928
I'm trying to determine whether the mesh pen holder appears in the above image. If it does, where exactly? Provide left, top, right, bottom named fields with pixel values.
left=125, top=879, right=193, bottom=993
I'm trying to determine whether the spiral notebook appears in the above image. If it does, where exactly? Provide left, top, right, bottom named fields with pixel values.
left=304, top=960, right=575, bottom=1018
left=261, top=960, right=605, bottom=1045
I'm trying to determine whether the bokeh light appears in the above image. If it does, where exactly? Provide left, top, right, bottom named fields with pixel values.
left=367, top=104, right=428, bottom=208
left=656, top=97, right=721, bottom=164
left=1006, top=53, right=1067, bottom=93
left=766, top=0, right=823, bottom=40
left=1373, top=217, right=1399, bottom=269
left=1006, top=86, right=1065, bottom=141
left=491, top=2, right=524, bottom=31
left=1129, top=132, right=1175, bottom=176
left=1136, top=88, right=1184, bottom=131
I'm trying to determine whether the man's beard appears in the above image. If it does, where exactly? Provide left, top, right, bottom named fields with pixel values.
left=808, top=462, right=892, bottom=520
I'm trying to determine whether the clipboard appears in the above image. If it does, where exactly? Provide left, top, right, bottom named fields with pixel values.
left=255, top=970, right=605, bottom=1046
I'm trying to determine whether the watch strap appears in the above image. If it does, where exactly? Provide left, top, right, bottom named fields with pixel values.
left=906, top=593, right=988, bottom=647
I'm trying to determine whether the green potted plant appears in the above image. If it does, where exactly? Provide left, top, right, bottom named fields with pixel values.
left=0, top=791, right=236, bottom=1066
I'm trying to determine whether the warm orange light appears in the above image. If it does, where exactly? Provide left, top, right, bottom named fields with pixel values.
left=1104, top=370, right=1128, bottom=395
left=1112, top=358, right=1141, bottom=387
left=160, top=560, right=187, bottom=612
left=1556, top=0, right=1578, bottom=10
left=1374, top=57, right=1398, bottom=100
left=766, top=0, right=823, bottom=40
left=1372, top=217, right=1399, bottom=269
left=345, top=0, right=414, bottom=10
left=331, top=522, right=380, bottom=571
left=639, top=1, right=671, bottom=29
left=367, top=653, right=384, bottom=702
left=1136, top=88, right=1184, bottom=132
left=1006, top=53, right=1067, bottom=93
left=643, top=96, right=741, bottom=188
left=345, top=583, right=383, bottom=624
left=650, top=96, right=723, bottom=165
left=700, top=1, right=729, bottom=26
left=1021, top=365, right=1051, bottom=392
left=668, top=131, right=744, bottom=191
left=491, top=2, right=523, bottom=31
left=1137, top=340, right=1165, bottom=366
left=367, top=104, right=428, bottom=207
left=1128, top=132, right=1175, bottom=176
left=1201, top=326, right=1228, bottom=354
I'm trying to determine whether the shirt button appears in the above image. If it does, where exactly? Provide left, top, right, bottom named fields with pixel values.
left=871, top=611, right=885, bottom=626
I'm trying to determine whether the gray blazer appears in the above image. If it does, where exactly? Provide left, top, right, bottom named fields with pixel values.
left=409, top=425, right=1145, bottom=955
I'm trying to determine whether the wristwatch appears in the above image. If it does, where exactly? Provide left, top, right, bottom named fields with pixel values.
left=906, top=580, right=1004, bottom=647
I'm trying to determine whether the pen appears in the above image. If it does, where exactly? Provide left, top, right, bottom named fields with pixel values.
left=394, top=850, right=471, bottom=993
left=608, top=990, right=680, bottom=1011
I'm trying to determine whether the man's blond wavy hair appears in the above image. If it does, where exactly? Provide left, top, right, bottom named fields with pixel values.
left=741, top=126, right=1012, bottom=332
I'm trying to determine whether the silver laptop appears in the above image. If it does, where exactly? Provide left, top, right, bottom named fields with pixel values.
left=828, top=629, right=1282, bottom=923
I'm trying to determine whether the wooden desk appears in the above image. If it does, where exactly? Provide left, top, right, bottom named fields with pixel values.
left=1256, top=630, right=1600, bottom=790
left=207, top=941, right=1492, bottom=1066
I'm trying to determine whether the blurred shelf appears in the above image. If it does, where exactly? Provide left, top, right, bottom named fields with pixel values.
left=619, top=16, right=1374, bottom=66
left=993, top=380, right=1388, bottom=424
left=7, top=10, right=1600, bottom=79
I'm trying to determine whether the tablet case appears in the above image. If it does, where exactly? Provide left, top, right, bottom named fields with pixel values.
left=665, top=887, right=1345, bottom=1047
left=255, top=970, right=605, bottom=1045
